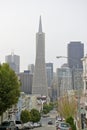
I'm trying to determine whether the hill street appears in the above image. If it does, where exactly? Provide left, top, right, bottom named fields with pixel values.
left=35, top=110, right=57, bottom=130
left=34, top=125, right=56, bottom=130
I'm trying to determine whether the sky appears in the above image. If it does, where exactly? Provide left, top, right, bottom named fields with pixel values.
left=0, top=0, right=87, bottom=72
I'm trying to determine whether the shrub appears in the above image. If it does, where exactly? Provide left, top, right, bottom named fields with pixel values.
left=66, top=116, right=77, bottom=130
left=20, top=110, right=31, bottom=123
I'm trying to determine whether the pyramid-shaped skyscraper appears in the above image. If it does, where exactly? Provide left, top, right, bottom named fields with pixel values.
left=32, top=16, right=48, bottom=96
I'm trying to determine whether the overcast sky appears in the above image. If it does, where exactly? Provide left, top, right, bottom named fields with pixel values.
left=0, top=0, right=87, bottom=72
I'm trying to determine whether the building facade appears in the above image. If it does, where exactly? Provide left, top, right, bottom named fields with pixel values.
left=5, top=52, right=20, bottom=73
left=82, top=54, right=87, bottom=95
left=46, top=63, right=53, bottom=88
left=67, top=41, right=84, bottom=69
left=32, top=16, right=48, bottom=96
left=28, top=64, right=34, bottom=74
left=73, top=68, right=83, bottom=90
left=18, top=70, right=33, bottom=94
left=56, top=66, right=72, bottom=97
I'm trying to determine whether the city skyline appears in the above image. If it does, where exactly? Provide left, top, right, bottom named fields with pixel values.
left=0, top=0, right=87, bottom=72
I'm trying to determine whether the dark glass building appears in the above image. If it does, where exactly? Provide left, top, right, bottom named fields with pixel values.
left=67, top=41, right=84, bottom=68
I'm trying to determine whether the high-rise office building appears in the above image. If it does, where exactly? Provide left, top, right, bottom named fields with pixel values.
left=32, top=16, right=48, bottom=96
left=46, top=63, right=53, bottom=87
left=5, top=52, right=20, bottom=73
left=28, top=64, right=34, bottom=74
left=56, top=66, right=72, bottom=97
left=18, top=70, right=33, bottom=94
left=67, top=41, right=84, bottom=68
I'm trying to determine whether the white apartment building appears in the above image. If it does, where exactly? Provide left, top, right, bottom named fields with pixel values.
left=81, top=54, right=87, bottom=118
left=0, top=92, right=31, bottom=123
left=82, top=54, right=87, bottom=95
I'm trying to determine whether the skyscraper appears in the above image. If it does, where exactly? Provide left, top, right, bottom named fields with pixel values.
left=32, top=16, right=48, bottom=96
left=5, top=52, right=20, bottom=73
left=18, top=71, right=33, bottom=94
left=28, top=64, right=34, bottom=74
left=56, top=66, right=72, bottom=97
left=67, top=41, right=84, bottom=68
left=46, top=63, right=53, bottom=87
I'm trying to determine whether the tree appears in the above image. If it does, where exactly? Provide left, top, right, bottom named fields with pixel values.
left=66, top=116, right=77, bottom=130
left=49, top=102, right=54, bottom=110
left=43, top=104, right=49, bottom=114
left=58, top=93, right=77, bottom=120
left=20, top=110, right=31, bottom=123
left=0, top=63, right=20, bottom=116
left=43, top=103, right=54, bottom=114
left=30, top=109, right=41, bottom=123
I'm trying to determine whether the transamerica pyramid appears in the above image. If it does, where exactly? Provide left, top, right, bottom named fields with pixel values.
left=32, top=16, right=48, bottom=96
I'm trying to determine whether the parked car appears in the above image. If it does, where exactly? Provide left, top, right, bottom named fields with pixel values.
left=0, top=121, right=16, bottom=130
left=55, top=120, right=60, bottom=127
left=33, top=122, right=39, bottom=128
left=57, top=117, right=62, bottom=121
left=37, top=122, right=42, bottom=127
left=23, top=123, right=30, bottom=129
left=24, top=122, right=34, bottom=129
left=14, top=120, right=24, bottom=130
left=56, top=122, right=72, bottom=130
left=28, top=122, right=34, bottom=129
left=33, top=122, right=42, bottom=128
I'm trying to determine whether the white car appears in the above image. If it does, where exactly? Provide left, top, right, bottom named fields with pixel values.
left=24, top=122, right=34, bottom=129
left=57, top=117, right=62, bottom=121
left=55, top=120, right=60, bottom=127
left=33, top=122, right=38, bottom=128
left=14, top=120, right=24, bottom=130
left=33, top=122, right=42, bottom=128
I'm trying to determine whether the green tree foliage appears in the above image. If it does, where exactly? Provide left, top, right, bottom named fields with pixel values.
left=49, top=102, right=54, bottom=110
left=66, top=116, right=77, bottom=130
left=43, top=104, right=49, bottom=114
left=0, top=63, right=20, bottom=116
left=43, top=109, right=48, bottom=114
left=43, top=103, right=54, bottom=114
left=20, top=110, right=31, bottom=123
left=30, top=109, right=41, bottom=123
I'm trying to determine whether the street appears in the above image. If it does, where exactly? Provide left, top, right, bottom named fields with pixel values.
left=41, top=109, right=57, bottom=124
left=34, top=110, right=57, bottom=130
left=34, top=125, right=56, bottom=130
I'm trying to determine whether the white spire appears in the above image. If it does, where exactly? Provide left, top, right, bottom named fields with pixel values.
left=39, top=16, right=42, bottom=33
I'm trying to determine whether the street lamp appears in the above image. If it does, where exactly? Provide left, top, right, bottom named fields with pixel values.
left=56, top=56, right=83, bottom=130
left=56, top=56, right=79, bottom=68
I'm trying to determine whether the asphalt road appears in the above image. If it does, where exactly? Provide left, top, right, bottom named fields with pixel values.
left=34, top=110, right=57, bottom=130
left=41, top=109, right=57, bottom=125
left=34, top=125, right=56, bottom=130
